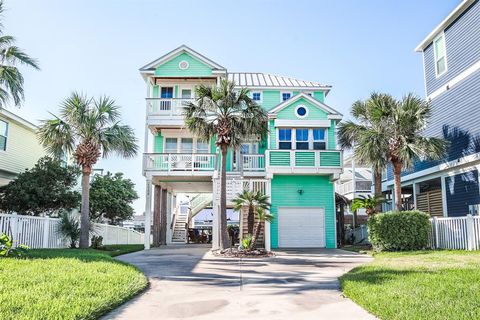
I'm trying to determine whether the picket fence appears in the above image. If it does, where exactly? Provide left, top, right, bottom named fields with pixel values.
left=0, top=213, right=144, bottom=248
left=430, top=215, right=480, bottom=251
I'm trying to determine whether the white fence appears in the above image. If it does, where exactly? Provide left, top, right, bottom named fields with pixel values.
left=0, top=213, right=144, bottom=248
left=430, top=215, right=480, bottom=250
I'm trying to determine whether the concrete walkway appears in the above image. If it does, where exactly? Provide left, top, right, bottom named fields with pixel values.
left=103, top=245, right=375, bottom=320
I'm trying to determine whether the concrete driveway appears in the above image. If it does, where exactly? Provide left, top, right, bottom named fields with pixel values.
left=103, top=245, right=375, bottom=320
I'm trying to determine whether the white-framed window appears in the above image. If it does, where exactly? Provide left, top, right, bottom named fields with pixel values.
left=313, top=128, right=326, bottom=150
left=281, top=92, right=292, bottom=102
left=278, top=128, right=292, bottom=150
left=160, top=87, right=174, bottom=98
left=434, top=33, right=447, bottom=77
left=295, top=105, right=309, bottom=118
left=180, top=138, right=193, bottom=153
left=0, top=119, right=7, bottom=151
left=164, top=137, right=210, bottom=153
left=252, top=92, right=262, bottom=102
left=196, top=139, right=209, bottom=153
left=295, top=129, right=309, bottom=150
left=165, top=138, right=178, bottom=153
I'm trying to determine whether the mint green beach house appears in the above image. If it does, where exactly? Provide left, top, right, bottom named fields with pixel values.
left=140, top=46, right=343, bottom=250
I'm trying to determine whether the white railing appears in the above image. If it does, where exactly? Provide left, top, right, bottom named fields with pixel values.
left=265, top=149, right=343, bottom=170
left=0, top=213, right=144, bottom=248
left=143, top=153, right=217, bottom=172
left=214, top=178, right=268, bottom=202
left=146, top=98, right=193, bottom=117
left=241, top=154, right=265, bottom=172
left=336, top=180, right=373, bottom=195
left=429, top=215, right=480, bottom=250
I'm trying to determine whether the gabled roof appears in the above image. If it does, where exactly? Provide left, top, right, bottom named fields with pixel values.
left=139, top=45, right=226, bottom=73
left=0, top=108, right=38, bottom=131
left=415, top=0, right=476, bottom=52
left=228, top=72, right=331, bottom=92
left=268, top=93, right=342, bottom=119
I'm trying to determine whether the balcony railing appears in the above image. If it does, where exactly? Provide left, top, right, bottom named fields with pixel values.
left=265, top=149, right=342, bottom=170
left=241, top=154, right=265, bottom=172
left=143, top=153, right=217, bottom=172
left=336, top=180, right=373, bottom=195
left=146, top=98, right=194, bottom=117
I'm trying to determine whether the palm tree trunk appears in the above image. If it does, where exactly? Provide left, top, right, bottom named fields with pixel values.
left=374, top=169, right=383, bottom=212
left=247, top=205, right=254, bottom=235
left=219, top=145, right=229, bottom=250
left=393, top=161, right=403, bottom=211
left=79, top=168, right=91, bottom=248
left=249, top=222, right=262, bottom=250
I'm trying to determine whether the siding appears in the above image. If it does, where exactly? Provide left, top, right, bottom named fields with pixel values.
left=0, top=115, right=46, bottom=184
left=154, top=133, right=163, bottom=153
left=269, top=120, right=276, bottom=149
left=445, top=169, right=480, bottom=216
left=313, top=91, right=325, bottom=102
left=276, top=97, right=329, bottom=120
left=270, top=175, right=336, bottom=248
left=155, top=52, right=212, bottom=77
left=424, top=0, right=480, bottom=95
left=262, top=90, right=281, bottom=111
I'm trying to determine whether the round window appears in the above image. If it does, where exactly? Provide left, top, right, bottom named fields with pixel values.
left=295, top=105, right=308, bottom=118
left=178, top=60, right=189, bottom=70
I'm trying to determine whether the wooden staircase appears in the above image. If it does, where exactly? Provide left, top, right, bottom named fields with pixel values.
left=171, top=210, right=188, bottom=243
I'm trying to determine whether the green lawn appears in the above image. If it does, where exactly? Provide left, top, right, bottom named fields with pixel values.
left=0, top=245, right=147, bottom=320
left=341, top=250, right=480, bottom=320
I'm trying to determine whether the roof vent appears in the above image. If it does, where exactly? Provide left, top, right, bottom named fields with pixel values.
left=179, top=60, right=189, bottom=70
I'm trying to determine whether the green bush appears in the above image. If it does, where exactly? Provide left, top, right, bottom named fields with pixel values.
left=368, top=210, right=431, bottom=251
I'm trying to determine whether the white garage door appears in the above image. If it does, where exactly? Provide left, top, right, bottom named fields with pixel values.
left=278, top=207, right=325, bottom=248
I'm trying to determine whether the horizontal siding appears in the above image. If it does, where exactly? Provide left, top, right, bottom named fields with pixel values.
left=276, top=97, right=329, bottom=120
left=424, top=0, right=480, bottom=95
left=445, top=169, right=480, bottom=216
left=320, top=152, right=341, bottom=167
left=295, top=152, right=315, bottom=166
left=0, top=116, right=46, bottom=182
left=262, top=90, right=281, bottom=111
left=154, top=133, right=163, bottom=153
left=155, top=52, right=212, bottom=77
left=270, top=175, right=335, bottom=248
left=269, top=120, right=276, bottom=149
left=269, top=151, right=290, bottom=166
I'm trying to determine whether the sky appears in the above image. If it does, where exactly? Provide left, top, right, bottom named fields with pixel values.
left=4, top=0, right=459, bottom=215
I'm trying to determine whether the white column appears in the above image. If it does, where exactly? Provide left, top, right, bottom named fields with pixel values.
left=265, top=178, right=272, bottom=252
left=166, top=192, right=173, bottom=245
left=212, top=179, right=220, bottom=250
left=413, top=182, right=419, bottom=210
left=42, top=217, right=50, bottom=248
left=441, top=175, right=448, bottom=217
left=144, top=179, right=153, bottom=250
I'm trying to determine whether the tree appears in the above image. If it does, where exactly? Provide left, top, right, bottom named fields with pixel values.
left=0, top=157, right=80, bottom=215
left=250, top=208, right=273, bottom=251
left=351, top=195, right=385, bottom=217
left=0, top=0, right=39, bottom=108
left=89, top=172, right=139, bottom=225
left=232, top=190, right=270, bottom=235
left=184, top=80, right=268, bottom=250
left=38, top=93, right=138, bottom=248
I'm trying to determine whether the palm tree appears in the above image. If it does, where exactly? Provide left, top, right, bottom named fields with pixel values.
left=250, top=208, right=273, bottom=251
left=351, top=195, right=385, bottom=217
left=0, top=1, right=39, bottom=108
left=232, top=190, right=270, bottom=235
left=184, top=79, right=268, bottom=250
left=38, top=93, right=138, bottom=248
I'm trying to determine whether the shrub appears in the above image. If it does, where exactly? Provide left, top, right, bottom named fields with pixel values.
left=90, top=235, right=105, bottom=250
left=0, top=233, right=28, bottom=257
left=368, top=210, right=430, bottom=251
left=241, top=234, right=252, bottom=249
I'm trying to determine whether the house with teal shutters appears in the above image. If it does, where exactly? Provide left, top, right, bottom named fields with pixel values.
left=140, top=45, right=343, bottom=250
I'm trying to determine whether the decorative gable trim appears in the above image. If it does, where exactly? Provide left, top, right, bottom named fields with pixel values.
left=274, top=119, right=330, bottom=127
left=139, top=45, right=226, bottom=73
left=268, top=93, right=342, bottom=118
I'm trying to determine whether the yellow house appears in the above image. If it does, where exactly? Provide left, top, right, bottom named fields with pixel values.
left=0, top=109, right=46, bottom=186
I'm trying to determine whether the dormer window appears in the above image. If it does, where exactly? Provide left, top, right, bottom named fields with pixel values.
left=281, top=92, right=292, bottom=101
left=252, top=92, right=262, bottom=102
left=434, top=33, right=447, bottom=77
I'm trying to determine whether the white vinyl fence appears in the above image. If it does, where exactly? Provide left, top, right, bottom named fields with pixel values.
left=430, top=215, right=480, bottom=250
left=0, top=213, right=144, bottom=248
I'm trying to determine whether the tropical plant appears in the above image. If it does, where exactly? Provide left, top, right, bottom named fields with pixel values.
left=90, top=235, right=104, bottom=250
left=339, top=93, right=448, bottom=210
left=184, top=80, right=268, bottom=249
left=227, top=224, right=239, bottom=247
left=57, top=210, right=81, bottom=248
left=250, top=208, right=274, bottom=250
left=241, top=234, right=252, bottom=250
left=351, top=195, right=385, bottom=217
left=0, top=157, right=80, bottom=216
left=232, top=190, right=270, bottom=235
left=89, top=172, right=138, bottom=225
left=0, top=233, right=28, bottom=257
left=38, top=93, right=138, bottom=248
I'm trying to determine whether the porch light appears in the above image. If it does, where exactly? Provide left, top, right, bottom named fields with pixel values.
left=297, top=189, right=304, bottom=195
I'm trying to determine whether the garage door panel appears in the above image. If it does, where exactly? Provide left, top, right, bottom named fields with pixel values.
left=278, top=207, right=325, bottom=248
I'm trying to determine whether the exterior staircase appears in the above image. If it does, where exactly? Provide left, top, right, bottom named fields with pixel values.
left=189, top=193, right=213, bottom=221
left=171, top=208, right=188, bottom=243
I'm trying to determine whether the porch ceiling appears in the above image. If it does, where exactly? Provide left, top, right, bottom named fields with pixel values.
left=152, top=176, right=213, bottom=193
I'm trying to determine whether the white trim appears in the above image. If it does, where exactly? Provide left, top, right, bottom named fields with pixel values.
left=280, top=91, right=292, bottom=103
left=295, top=105, right=309, bottom=119
left=237, top=85, right=330, bottom=92
left=269, top=93, right=343, bottom=117
left=427, top=59, right=480, bottom=100
left=0, top=109, right=38, bottom=131
left=433, top=32, right=448, bottom=78
left=441, top=175, right=448, bottom=216
left=415, top=0, right=475, bottom=52
left=251, top=91, right=263, bottom=103
left=178, top=60, right=189, bottom=70
left=274, top=119, right=330, bottom=127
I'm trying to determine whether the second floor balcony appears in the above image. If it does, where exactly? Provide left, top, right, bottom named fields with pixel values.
left=146, top=98, right=193, bottom=126
left=336, top=180, right=373, bottom=196
left=143, top=153, right=217, bottom=175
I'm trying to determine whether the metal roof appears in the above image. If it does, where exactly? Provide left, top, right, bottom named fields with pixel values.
left=227, top=72, right=331, bottom=90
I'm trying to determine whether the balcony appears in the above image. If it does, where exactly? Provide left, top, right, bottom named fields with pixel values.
left=265, top=149, right=343, bottom=174
left=336, top=180, right=372, bottom=196
left=143, top=153, right=217, bottom=175
left=146, top=98, right=193, bottom=126
left=240, top=154, right=265, bottom=172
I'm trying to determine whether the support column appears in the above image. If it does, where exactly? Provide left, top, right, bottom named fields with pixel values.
left=152, top=186, right=162, bottom=247
left=144, top=179, right=152, bottom=250
left=166, top=192, right=173, bottom=245
left=265, top=178, right=272, bottom=252
left=160, top=188, right=168, bottom=245
left=413, top=182, right=419, bottom=210
left=212, top=179, right=220, bottom=250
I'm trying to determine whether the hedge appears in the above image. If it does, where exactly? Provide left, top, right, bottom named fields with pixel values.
left=368, top=210, right=431, bottom=251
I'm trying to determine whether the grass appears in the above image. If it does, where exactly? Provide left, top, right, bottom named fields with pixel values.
left=0, top=245, right=147, bottom=320
left=340, top=250, right=480, bottom=320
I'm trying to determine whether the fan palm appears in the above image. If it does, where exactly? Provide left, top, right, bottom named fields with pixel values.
left=351, top=195, right=385, bottom=217
left=38, top=93, right=138, bottom=248
left=250, top=208, right=274, bottom=250
left=232, top=190, right=270, bottom=235
left=184, top=79, right=268, bottom=249
left=0, top=1, right=39, bottom=108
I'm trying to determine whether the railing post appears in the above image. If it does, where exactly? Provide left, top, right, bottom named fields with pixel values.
left=433, top=217, right=439, bottom=249
left=168, top=154, right=172, bottom=172
left=290, top=150, right=295, bottom=168
left=11, top=212, right=18, bottom=247
left=315, top=151, right=320, bottom=167
left=192, top=154, right=195, bottom=172
left=42, top=217, right=50, bottom=248
left=466, top=214, right=474, bottom=251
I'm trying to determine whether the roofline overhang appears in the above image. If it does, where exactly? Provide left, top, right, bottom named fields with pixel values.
left=0, top=108, right=38, bottom=131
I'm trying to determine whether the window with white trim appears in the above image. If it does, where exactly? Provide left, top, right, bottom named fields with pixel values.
left=313, top=128, right=326, bottom=150
left=196, top=139, right=209, bottom=153
left=434, top=33, right=447, bottom=77
left=0, top=120, right=7, bottom=151
left=180, top=138, right=193, bottom=153
left=165, top=138, right=178, bottom=153
left=252, top=92, right=262, bottom=102
left=295, top=129, right=309, bottom=150
left=278, top=128, right=292, bottom=150
left=281, top=92, right=292, bottom=101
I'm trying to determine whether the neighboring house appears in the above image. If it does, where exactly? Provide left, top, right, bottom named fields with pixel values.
left=0, top=108, right=46, bottom=186
left=382, top=0, right=480, bottom=217
left=141, top=45, right=343, bottom=250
